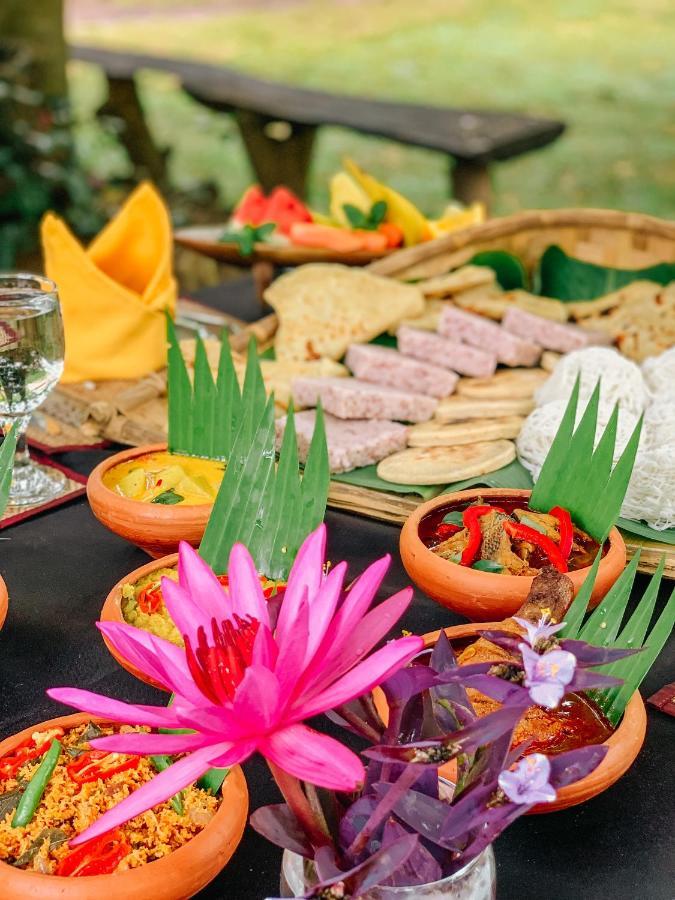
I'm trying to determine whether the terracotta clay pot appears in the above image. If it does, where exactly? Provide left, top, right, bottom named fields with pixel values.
left=374, top=622, right=646, bottom=814
left=0, top=574, right=8, bottom=630
left=87, top=444, right=213, bottom=558
left=400, top=489, right=626, bottom=622
left=0, top=712, right=248, bottom=899
left=100, top=553, right=178, bottom=690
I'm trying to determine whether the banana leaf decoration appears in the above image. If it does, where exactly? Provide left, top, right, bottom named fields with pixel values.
left=529, top=375, right=643, bottom=541
left=0, top=424, right=16, bottom=516
left=166, top=314, right=266, bottom=460
left=561, top=552, right=674, bottom=725
left=199, top=400, right=329, bottom=581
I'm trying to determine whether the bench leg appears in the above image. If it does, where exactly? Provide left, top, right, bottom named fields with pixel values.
left=99, top=76, right=169, bottom=188
left=234, top=109, right=317, bottom=198
left=451, top=159, right=492, bottom=212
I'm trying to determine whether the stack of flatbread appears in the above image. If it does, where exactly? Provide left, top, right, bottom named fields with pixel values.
left=376, top=368, right=549, bottom=485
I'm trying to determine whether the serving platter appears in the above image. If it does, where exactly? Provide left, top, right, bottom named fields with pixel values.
left=175, top=224, right=393, bottom=267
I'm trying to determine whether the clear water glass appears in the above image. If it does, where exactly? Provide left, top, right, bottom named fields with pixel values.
left=0, top=274, right=67, bottom=506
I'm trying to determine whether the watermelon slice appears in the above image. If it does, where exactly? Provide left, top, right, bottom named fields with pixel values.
left=265, top=186, right=312, bottom=235
left=232, top=185, right=268, bottom=227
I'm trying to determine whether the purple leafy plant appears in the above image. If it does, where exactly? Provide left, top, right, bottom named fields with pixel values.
left=253, top=618, right=637, bottom=898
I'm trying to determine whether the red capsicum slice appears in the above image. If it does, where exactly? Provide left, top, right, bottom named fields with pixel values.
left=460, top=504, right=506, bottom=567
left=0, top=728, right=64, bottom=780
left=550, top=505, right=574, bottom=560
left=504, top=520, right=568, bottom=573
left=55, top=830, right=131, bottom=877
left=137, top=584, right=162, bottom=614
left=66, top=750, right=140, bottom=784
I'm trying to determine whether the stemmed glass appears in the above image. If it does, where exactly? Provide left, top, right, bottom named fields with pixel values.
left=0, top=274, right=67, bottom=506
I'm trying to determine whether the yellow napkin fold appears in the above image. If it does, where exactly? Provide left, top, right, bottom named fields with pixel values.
left=41, top=182, right=177, bottom=383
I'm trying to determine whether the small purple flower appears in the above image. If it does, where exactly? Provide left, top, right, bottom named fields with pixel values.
left=520, top=643, right=576, bottom=709
left=513, top=615, right=565, bottom=649
left=498, top=753, right=557, bottom=805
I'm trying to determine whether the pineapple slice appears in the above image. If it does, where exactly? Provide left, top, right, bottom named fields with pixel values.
left=116, top=467, right=146, bottom=499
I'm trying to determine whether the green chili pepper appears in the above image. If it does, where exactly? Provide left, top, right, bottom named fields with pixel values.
left=12, top=739, right=61, bottom=828
left=150, top=755, right=184, bottom=815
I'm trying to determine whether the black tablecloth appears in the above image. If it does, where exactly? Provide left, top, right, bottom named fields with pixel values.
left=0, top=277, right=672, bottom=899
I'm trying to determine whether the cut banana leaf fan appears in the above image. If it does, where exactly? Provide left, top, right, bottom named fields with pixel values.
left=0, top=424, right=17, bottom=515
left=166, top=314, right=267, bottom=460
left=561, top=552, right=674, bottom=725
left=529, top=375, right=643, bottom=541
left=199, top=401, right=330, bottom=581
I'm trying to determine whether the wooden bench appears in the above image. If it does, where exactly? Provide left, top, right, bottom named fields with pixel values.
left=70, top=44, right=565, bottom=209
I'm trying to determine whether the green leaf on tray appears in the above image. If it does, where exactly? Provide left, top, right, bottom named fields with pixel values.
left=529, top=375, right=642, bottom=541
left=218, top=222, right=275, bottom=256
left=470, top=250, right=528, bottom=290
left=199, top=400, right=330, bottom=580
left=331, top=465, right=441, bottom=500
left=0, top=422, right=17, bottom=518
left=536, top=245, right=675, bottom=300
left=617, top=517, right=675, bottom=546
left=442, top=459, right=534, bottom=494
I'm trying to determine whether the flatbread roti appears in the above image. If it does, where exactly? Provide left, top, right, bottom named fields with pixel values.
left=264, top=264, right=424, bottom=361
left=416, top=265, right=495, bottom=298
left=457, top=368, right=549, bottom=400
left=434, top=396, right=534, bottom=423
left=408, top=417, right=524, bottom=447
left=377, top=439, right=515, bottom=485
left=540, top=351, right=562, bottom=373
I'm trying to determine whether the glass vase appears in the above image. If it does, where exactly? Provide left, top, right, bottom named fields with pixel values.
left=280, top=845, right=496, bottom=900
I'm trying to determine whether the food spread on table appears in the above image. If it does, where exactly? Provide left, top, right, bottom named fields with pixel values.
left=103, top=451, right=224, bottom=505
left=0, top=722, right=219, bottom=875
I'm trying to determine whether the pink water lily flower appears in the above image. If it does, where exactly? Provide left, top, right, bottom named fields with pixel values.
left=48, top=526, right=422, bottom=845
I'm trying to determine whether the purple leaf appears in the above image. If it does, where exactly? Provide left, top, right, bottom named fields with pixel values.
left=250, top=803, right=314, bottom=857
left=559, top=639, right=640, bottom=667
left=457, top=801, right=528, bottom=870
left=455, top=675, right=530, bottom=706
left=381, top=666, right=440, bottom=743
left=381, top=819, right=443, bottom=887
left=568, top=670, right=623, bottom=691
left=429, top=632, right=476, bottom=731
left=435, top=662, right=496, bottom=680
left=313, top=846, right=343, bottom=882
left=372, top=783, right=456, bottom=849
left=475, top=631, right=523, bottom=654
left=339, top=795, right=378, bottom=852
left=548, top=745, right=609, bottom=789
left=345, top=767, right=421, bottom=861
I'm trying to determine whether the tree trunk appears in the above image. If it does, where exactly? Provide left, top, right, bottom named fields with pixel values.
left=0, top=0, right=68, bottom=100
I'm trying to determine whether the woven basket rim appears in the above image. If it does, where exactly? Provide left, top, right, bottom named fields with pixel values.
left=369, top=207, right=675, bottom=276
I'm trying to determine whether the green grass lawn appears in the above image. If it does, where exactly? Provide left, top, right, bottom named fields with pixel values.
left=67, top=0, right=675, bottom=219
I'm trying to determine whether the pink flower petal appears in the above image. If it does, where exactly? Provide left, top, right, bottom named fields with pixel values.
left=259, top=723, right=364, bottom=791
left=293, top=636, right=423, bottom=720
left=160, top=577, right=212, bottom=642
left=90, top=731, right=210, bottom=755
left=47, top=688, right=182, bottom=729
left=275, top=526, right=326, bottom=649
left=252, top=623, right=278, bottom=670
left=321, top=556, right=390, bottom=654
left=227, top=542, right=270, bottom=628
left=304, top=561, right=347, bottom=663
left=297, top=588, right=414, bottom=700
left=69, top=743, right=233, bottom=846
left=273, top=595, right=310, bottom=698
left=231, top=665, right=281, bottom=733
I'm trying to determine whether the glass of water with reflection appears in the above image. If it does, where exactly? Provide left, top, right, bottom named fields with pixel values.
left=0, top=274, right=67, bottom=506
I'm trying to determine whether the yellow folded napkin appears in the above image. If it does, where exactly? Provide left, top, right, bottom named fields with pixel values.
left=41, top=182, right=177, bottom=383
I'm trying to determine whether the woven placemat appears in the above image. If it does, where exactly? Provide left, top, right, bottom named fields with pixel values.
left=0, top=454, right=86, bottom=529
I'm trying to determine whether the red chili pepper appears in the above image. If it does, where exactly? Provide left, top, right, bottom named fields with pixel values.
left=504, top=520, right=568, bottom=573
left=66, top=750, right=140, bottom=784
left=550, top=505, right=574, bottom=560
left=436, top=523, right=461, bottom=540
left=137, top=584, right=163, bottom=614
left=0, top=728, right=64, bottom=780
left=56, top=830, right=131, bottom=877
left=460, top=505, right=506, bottom=567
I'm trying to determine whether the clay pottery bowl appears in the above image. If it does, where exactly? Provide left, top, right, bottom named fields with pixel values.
left=400, top=488, right=626, bottom=622
left=100, top=553, right=178, bottom=690
left=374, top=622, right=646, bottom=814
left=87, top=444, right=213, bottom=558
left=0, top=574, right=7, bottom=630
left=0, top=712, right=248, bottom=899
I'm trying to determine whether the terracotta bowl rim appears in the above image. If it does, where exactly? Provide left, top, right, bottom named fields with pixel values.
left=401, top=487, right=624, bottom=588
left=86, top=442, right=218, bottom=520
left=421, top=623, right=646, bottom=813
left=100, top=553, right=178, bottom=689
left=0, top=712, right=248, bottom=892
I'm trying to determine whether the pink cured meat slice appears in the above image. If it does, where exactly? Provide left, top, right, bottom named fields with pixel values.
left=275, top=410, right=408, bottom=473
left=501, top=307, right=612, bottom=353
left=345, top=343, right=458, bottom=398
left=291, top=376, right=437, bottom=423
left=396, top=326, right=497, bottom=377
left=439, top=306, right=542, bottom=367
